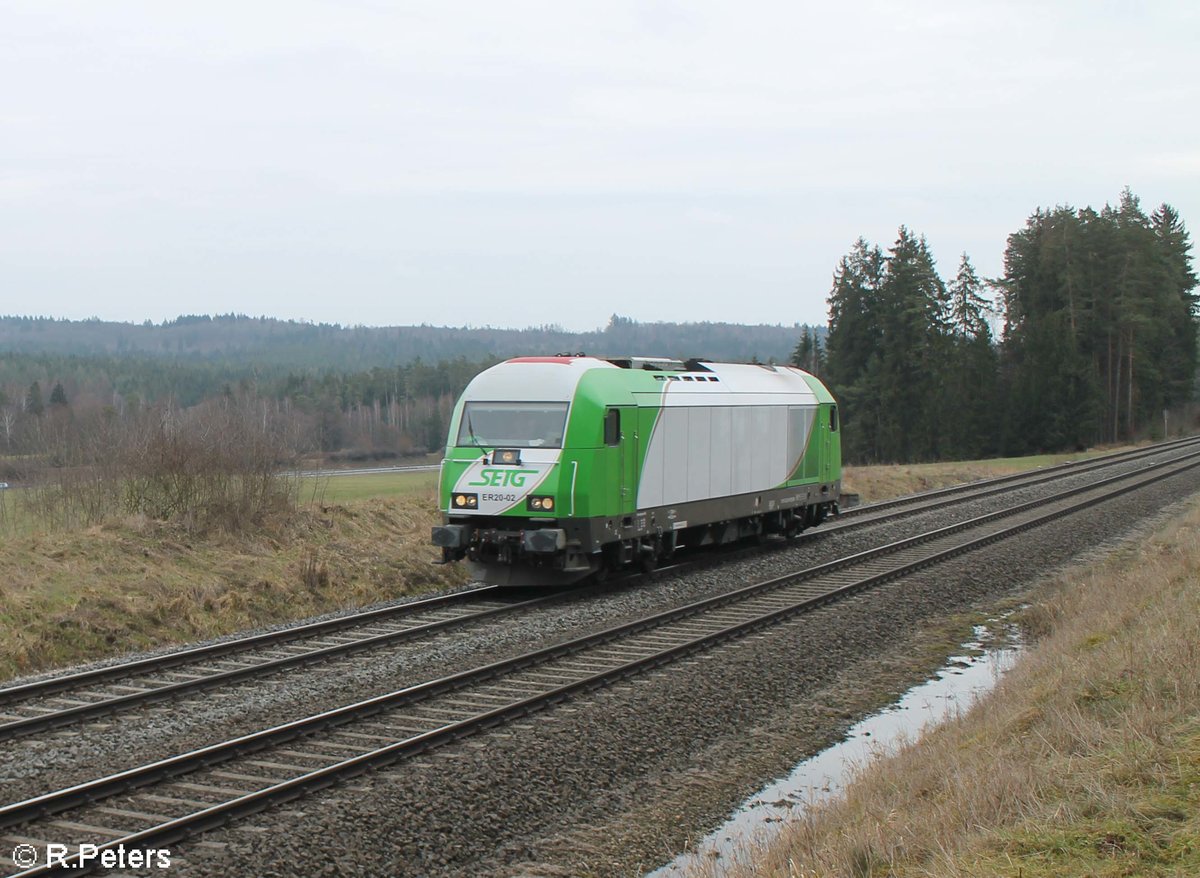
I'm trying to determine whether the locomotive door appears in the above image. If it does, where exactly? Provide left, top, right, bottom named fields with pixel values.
left=822, top=404, right=837, bottom=483
left=605, top=406, right=637, bottom=515
left=618, top=407, right=638, bottom=514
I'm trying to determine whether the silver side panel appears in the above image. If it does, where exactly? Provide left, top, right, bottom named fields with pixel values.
left=662, top=405, right=690, bottom=505
left=638, top=402, right=818, bottom=509
left=708, top=406, right=733, bottom=499
left=687, top=407, right=712, bottom=503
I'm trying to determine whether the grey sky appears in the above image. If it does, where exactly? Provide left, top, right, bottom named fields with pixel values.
left=2, top=1, right=1197, bottom=332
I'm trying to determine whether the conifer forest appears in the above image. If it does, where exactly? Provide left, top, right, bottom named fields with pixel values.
left=820, top=189, right=1197, bottom=463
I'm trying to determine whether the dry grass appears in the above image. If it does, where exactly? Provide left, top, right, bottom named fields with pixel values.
left=0, top=489, right=467, bottom=681
left=714, top=501, right=1200, bottom=878
left=842, top=444, right=1141, bottom=504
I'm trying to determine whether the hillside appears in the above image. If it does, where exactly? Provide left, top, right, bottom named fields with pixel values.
left=0, top=314, right=818, bottom=371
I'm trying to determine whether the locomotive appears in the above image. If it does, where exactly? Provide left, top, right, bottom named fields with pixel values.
left=431, top=355, right=841, bottom=585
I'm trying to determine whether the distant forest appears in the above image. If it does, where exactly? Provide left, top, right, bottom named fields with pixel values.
left=0, top=316, right=821, bottom=468
left=0, top=314, right=807, bottom=370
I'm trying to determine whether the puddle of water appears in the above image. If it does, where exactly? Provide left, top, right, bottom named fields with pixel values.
left=647, top=624, right=1024, bottom=877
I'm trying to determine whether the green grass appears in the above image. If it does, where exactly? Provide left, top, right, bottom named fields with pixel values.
left=302, top=470, right=439, bottom=503
left=0, top=489, right=36, bottom=536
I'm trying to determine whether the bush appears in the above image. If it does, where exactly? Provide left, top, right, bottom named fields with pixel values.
left=17, top=395, right=301, bottom=533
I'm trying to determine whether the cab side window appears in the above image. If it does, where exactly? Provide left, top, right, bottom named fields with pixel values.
left=829, top=405, right=839, bottom=432
left=604, top=409, right=620, bottom=446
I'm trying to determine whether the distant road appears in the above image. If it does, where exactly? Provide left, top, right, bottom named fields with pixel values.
left=297, top=464, right=440, bottom=478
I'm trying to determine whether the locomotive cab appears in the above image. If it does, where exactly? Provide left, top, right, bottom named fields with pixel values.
left=433, top=399, right=580, bottom=582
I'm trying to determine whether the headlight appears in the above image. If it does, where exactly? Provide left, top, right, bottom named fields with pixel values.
left=453, top=493, right=478, bottom=509
left=527, top=495, right=555, bottom=512
left=493, top=449, right=521, bottom=465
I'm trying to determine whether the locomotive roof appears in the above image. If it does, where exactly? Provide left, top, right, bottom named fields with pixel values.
left=461, top=355, right=832, bottom=404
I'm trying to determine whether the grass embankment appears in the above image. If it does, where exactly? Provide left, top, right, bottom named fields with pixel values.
left=734, top=500, right=1200, bottom=877
left=841, top=445, right=1139, bottom=504
left=0, top=487, right=467, bottom=681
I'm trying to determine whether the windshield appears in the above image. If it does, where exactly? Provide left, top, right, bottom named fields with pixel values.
left=457, top=402, right=569, bottom=449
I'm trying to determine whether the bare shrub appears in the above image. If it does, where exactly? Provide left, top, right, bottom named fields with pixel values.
left=14, top=394, right=302, bottom=533
left=119, top=396, right=301, bottom=531
left=300, top=551, right=330, bottom=590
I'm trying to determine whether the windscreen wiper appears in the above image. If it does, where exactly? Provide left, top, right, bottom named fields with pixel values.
left=465, top=409, right=486, bottom=449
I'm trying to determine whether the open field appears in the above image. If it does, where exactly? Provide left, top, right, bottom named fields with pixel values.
left=302, top=469, right=439, bottom=504
left=0, top=470, right=441, bottom=537
left=720, top=497, right=1200, bottom=877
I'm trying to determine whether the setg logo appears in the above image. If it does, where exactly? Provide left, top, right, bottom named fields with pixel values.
left=469, top=468, right=539, bottom=488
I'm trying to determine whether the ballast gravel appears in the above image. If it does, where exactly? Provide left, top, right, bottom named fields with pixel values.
left=2, top=448, right=1198, bottom=877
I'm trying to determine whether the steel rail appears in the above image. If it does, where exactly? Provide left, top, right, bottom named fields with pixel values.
left=0, top=588, right=566, bottom=742
left=0, top=585, right=504, bottom=706
left=5, top=450, right=1199, bottom=876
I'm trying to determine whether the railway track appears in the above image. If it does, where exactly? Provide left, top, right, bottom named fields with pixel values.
left=833, top=434, right=1200, bottom=523
left=2, top=436, right=1196, bottom=744
left=4, top=443, right=1199, bottom=876
left=0, top=587, right=565, bottom=742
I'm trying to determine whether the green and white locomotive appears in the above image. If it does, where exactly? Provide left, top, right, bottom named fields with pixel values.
left=432, top=355, right=841, bottom=585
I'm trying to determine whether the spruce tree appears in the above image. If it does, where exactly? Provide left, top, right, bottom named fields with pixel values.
left=947, top=253, right=991, bottom=338
left=790, top=327, right=824, bottom=374
left=942, top=254, right=998, bottom=456
left=874, top=228, right=947, bottom=461
left=1150, top=203, right=1199, bottom=420
left=825, top=238, right=886, bottom=461
left=25, top=381, right=44, bottom=416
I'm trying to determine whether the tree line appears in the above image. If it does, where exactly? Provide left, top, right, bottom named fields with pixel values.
left=0, top=313, right=810, bottom=370
left=817, top=189, right=1197, bottom=463
left=0, top=357, right=494, bottom=476
left=0, top=315, right=825, bottom=472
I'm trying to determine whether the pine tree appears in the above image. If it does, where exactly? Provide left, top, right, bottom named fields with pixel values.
left=824, top=238, right=887, bottom=461
left=939, top=254, right=998, bottom=456
left=1001, top=206, right=1101, bottom=451
left=1150, top=203, right=1199, bottom=421
left=49, top=382, right=68, bottom=407
left=790, top=326, right=823, bottom=374
left=946, top=254, right=991, bottom=338
left=25, top=381, right=44, bottom=416
left=873, top=228, right=947, bottom=461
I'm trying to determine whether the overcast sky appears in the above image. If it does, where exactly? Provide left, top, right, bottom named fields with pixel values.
left=2, top=1, right=1197, bottom=332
